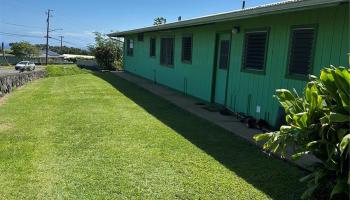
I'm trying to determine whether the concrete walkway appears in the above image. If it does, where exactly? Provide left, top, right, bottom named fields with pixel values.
left=112, top=71, right=317, bottom=170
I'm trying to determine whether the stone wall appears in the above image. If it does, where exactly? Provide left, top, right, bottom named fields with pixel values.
left=0, top=70, right=47, bottom=97
left=76, top=59, right=99, bottom=70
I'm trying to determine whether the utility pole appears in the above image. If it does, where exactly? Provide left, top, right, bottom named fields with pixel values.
left=1, top=42, right=4, bottom=58
left=59, top=36, right=64, bottom=53
left=45, top=9, right=53, bottom=65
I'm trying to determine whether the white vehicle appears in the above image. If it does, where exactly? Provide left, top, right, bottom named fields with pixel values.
left=15, top=61, right=36, bottom=72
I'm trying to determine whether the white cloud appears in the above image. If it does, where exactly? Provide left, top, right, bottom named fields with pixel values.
left=27, top=31, right=45, bottom=36
left=63, top=31, right=94, bottom=38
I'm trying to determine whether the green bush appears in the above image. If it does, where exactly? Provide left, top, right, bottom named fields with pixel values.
left=89, top=32, right=122, bottom=71
left=254, top=66, right=350, bottom=200
left=92, top=46, right=118, bottom=70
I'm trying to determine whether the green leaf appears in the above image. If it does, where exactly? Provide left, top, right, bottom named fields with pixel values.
left=329, top=112, right=350, bottom=123
left=291, top=151, right=309, bottom=160
left=340, top=134, right=350, bottom=154
left=276, top=89, right=296, bottom=101
left=337, top=129, right=348, bottom=141
left=320, top=69, right=337, bottom=94
left=306, top=141, right=320, bottom=151
left=301, top=184, right=318, bottom=200
left=332, top=68, right=350, bottom=97
left=330, top=178, right=349, bottom=198
left=293, top=112, right=308, bottom=128
left=320, top=115, right=329, bottom=125
left=299, top=173, right=314, bottom=183
left=320, top=68, right=343, bottom=105
left=253, top=133, right=273, bottom=142
left=309, top=74, right=318, bottom=81
left=280, top=125, right=292, bottom=133
left=338, top=89, right=350, bottom=112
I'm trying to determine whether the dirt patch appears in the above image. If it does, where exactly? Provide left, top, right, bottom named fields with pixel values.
left=0, top=95, right=8, bottom=106
left=0, top=123, right=13, bottom=132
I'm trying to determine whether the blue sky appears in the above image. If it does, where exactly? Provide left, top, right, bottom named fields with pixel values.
left=0, top=0, right=281, bottom=49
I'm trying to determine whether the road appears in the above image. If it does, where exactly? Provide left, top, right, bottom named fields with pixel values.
left=0, top=66, right=45, bottom=75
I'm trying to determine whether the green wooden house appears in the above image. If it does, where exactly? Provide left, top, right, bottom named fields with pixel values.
left=109, top=0, right=349, bottom=127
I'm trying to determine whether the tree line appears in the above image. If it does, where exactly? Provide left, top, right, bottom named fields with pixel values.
left=34, top=44, right=91, bottom=55
left=7, top=41, right=91, bottom=59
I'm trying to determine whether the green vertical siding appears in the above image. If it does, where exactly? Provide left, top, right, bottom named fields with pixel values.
left=123, top=4, right=349, bottom=127
left=124, top=25, right=217, bottom=101
left=226, top=5, right=349, bottom=127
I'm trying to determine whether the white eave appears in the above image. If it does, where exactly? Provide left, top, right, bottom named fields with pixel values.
left=108, top=0, right=348, bottom=37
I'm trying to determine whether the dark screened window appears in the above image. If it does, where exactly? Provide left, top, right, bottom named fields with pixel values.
left=150, top=38, right=156, bottom=57
left=242, top=30, right=268, bottom=70
left=288, top=27, right=316, bottom=75
left=219, top=40, right=230, bottom=69
left=126, top=39, right=134, bottom=56
left=160, top=37, right=174, bottom=66
left=137, top=33, right=144, bottom=41
left=182, top=36, right=192, bottom=63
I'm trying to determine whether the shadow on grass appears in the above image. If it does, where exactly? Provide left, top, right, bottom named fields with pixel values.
left=93, top=72, right=306, bottom=199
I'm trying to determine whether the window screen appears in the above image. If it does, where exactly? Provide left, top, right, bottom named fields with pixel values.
left=182, top=36, right=192, bottom=63
left=242, top=30, right=268, bottom=70
left=150, top=38, right=156, bottom=57
left=288, top=27, right=316, bottom=75
left=137, top=33, right=144, bottom=41
left=126, top=39, right=134, bottom=56
left=219, top=40, right=230, bottom=69
left=160, top=37, right=174, bottom=66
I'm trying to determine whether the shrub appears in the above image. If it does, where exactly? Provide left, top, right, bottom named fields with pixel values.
left=254, top=66, right=349, bottom=200
left=66, top=57, right=77, bottom=63
left=92, top=46, right=118, bottom=70
left=89, top=32, right=122, bottom=71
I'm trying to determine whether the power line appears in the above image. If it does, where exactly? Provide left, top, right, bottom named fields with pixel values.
left=53, top=35, right=93, bottom=45
left=0, top=31, right=44, bottom=38
left=0, top=31, right=87, bottom=47
left=0, top=21, right=44, bottom=29
left=50, top=36, right=79, bottom=46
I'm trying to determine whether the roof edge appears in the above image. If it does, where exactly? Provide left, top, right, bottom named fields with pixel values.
left=108, top=0, right=347, bottom=37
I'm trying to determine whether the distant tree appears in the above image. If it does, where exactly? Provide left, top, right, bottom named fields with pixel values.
left=10, top=41, right=39, bottom=59
left=153, top=17, right=166, bottom=26
left=88, top=32, right=122, bottom=70
left=34, top=44, right=91, bottom=55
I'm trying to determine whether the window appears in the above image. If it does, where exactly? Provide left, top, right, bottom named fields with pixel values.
left=150, top=38, right=156, bottom=57
left=160, top=37, right=174, bottom=66
left=182, top=36, right=192, bottom=63
left=242, top=30, right=269, bottom=71
left=126, top=39, right=134, bottom=56
left=287, top=26, right=316, bottom=76
left=219, top=40, right=230, bottom=69
left=137, top=33, right=144, bottom=41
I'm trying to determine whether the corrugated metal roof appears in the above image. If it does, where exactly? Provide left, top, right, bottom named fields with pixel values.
left=109, top=0, right=347, bottom=37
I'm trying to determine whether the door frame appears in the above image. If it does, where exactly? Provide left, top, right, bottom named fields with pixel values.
left=210, top=30, right=233, bottom=105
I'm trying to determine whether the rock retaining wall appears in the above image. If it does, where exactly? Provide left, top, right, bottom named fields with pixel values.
left=0, top=70, right=47, bottom=97
left=76, top=59, right=99, bottom=70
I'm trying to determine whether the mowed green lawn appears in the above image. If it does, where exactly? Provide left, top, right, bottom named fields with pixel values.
left=0, top=66, right=305, bottom=199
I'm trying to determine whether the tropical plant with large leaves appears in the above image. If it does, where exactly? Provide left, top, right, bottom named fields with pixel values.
left=254, top=66, right=350, bottom=200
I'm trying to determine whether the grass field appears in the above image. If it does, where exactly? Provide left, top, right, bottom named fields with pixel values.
left=0, top=66, right=305, bottom=199
left=0, top=65, right=14, bottom=70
